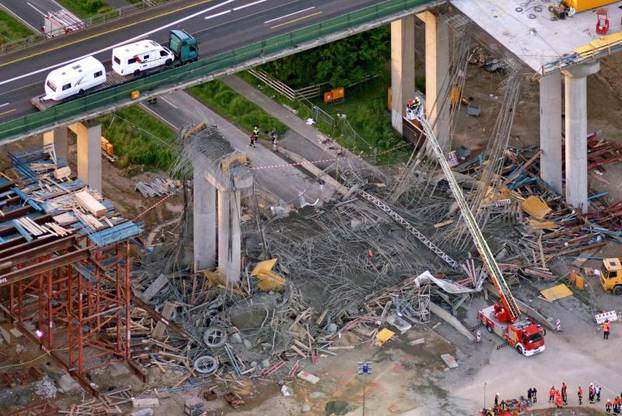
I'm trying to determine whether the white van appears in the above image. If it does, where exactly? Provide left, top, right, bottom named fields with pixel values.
left=112, top=40, right=174, bottom=76
left=44, top=56, right=107, bottom=101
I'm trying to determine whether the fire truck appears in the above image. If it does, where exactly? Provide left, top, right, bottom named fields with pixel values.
left=413, top=110, right=545, bottom=357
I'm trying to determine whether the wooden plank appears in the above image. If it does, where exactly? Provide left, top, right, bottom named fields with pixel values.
left=74, top=190, right=106, bottom=217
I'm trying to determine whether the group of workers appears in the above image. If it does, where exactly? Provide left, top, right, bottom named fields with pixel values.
left=249, top=125, right=278, bottom=152
left=481, top=382, right=621, bottom=415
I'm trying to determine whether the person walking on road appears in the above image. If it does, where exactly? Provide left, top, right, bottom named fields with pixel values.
left=527, top=388, right=533, bottom=403
left=270, top=128, right=278, bottom=152
left=603, top=319, right=611, bottom=339
left=532, top=387, right=537, bottom=403
left=607, top=399, right=613, bottom=414
left=494, top=393, right=499, bottom=407
left=589, top=384, right=595, bottom=403
left=578, top=386, right=583, bottom=405
left=598, top=385, right=603, bottom=402
left=249, top=132, right=257, bottom=148
left=549, top=386, right=556, bottom=404
left=561, top=382, right=568, bottom=405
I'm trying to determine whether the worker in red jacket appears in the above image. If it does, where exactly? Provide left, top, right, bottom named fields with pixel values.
left=549, top=386, right=556, bottom=403
left=578, top=386, right=584, bottom=405
left=603, top=319, right=611, bottom=340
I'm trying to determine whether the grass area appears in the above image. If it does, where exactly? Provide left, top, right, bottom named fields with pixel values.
left=188, top=79, right=287, bottom=138
left=0, top=11, right=35, bottom=45
left=239, top=71, right=416, bottom=165
left=56, top=0, right=113, bottom=19
left=97, top=105, right=177, bottom=172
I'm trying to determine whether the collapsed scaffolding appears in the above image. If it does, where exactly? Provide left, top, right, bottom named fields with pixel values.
left=0, top=146, right=143, bottom=394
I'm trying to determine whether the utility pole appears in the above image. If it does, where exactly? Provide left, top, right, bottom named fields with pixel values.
left=358, top=361, right=372, bottom=416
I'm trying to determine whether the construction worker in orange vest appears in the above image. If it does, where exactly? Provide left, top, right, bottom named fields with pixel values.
left=602, top=319, right=611, bottom=340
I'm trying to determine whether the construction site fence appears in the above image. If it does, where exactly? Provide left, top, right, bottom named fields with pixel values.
left=0, top=0, right=434, bottom=141
left=0, top=0, right=172, bottom=55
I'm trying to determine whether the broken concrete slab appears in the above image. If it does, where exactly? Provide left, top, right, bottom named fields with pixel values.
left=9, top=328, right=22, bottom=338
left=386, top=314, right=412, bottom=334
left=132, top=398, right=160, bottom=408
left=140, top=274, right=169, bottom=302
left=57, top=374, right=80, bottom=393
left=131, top=409, right=154, bottom=416
left=429, top=302, right=475, bottom=342
left=440, top=353, right=458, bottom=369
left=0, top=326, right=11, bottom=344
left=297, top=370, right=320, bottom=384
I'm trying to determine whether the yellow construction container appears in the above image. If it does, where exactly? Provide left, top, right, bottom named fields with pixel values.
left=563, top=0, right=618, bottom=12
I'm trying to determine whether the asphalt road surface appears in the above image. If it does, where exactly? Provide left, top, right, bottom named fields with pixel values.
left=0, top=0, right=62, bottom=32
left=0, top=0, right=387, bottom=123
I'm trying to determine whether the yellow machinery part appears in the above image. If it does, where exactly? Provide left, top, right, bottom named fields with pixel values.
left=251, top=258, right=286, bottom=291
left=563, top=0, right=618, bottom=12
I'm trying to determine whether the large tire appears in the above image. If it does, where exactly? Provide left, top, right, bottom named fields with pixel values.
left=613, top=285, right=622, bottom=296
left=133, top=69, right=140, bottom=77
left=486, top=325, right=493, bottom=333
left=165, top=59, right=173, bottom=66
left=516, top=345, right=524, bottom=355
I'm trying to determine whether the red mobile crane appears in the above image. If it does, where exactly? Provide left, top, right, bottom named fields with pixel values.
left=414, top=112, right=545, bottom=356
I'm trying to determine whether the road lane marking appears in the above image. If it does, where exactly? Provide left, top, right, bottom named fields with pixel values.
left=159, top=96, right=178, bottom=109
left=264, top=6, right=314, bottom=24
left=0, top=0, right=225, bottom=73
left=26, top=2, right=46, bottom=16
left=233, top=0, right=267, bottom=11
left=270, top=10, right=321, bottom=29
left=0, top=108, right=16, bottom=116
left=204, top=9, right=231, bottom=19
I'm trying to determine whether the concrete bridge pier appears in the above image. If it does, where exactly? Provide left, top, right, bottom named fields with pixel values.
left=69, top=122, right=102, bottom=193
left=417, top=11, right=450, bottom=150
left=390, top=15, right=416, bottom=135
left=539, top=70, right=563, bottom=194
left=562, top=61, right=599, bottom=213
left=193, top=153, right=217, bottom=271
left=42, top=127, right=68, bottom=162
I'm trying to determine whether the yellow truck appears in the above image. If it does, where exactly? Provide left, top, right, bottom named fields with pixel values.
left=600, top=258, right=622, bottom=295
left=563, top=0, right=618, bottom=12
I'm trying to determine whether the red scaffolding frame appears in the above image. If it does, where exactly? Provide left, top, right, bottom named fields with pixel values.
left=0, top=235, right=134, bottom=393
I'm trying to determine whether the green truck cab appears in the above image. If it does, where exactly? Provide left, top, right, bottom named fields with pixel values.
left=169, top=30, right=198, bottom=64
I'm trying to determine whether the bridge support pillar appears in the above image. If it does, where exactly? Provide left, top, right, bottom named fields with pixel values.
left=562, top=61, right=600, bottom=213
left=43, top=128, right=68, bottom=163
left=70, top=122, right=102, bottom=193
left=539, top=70, right=563, bottom=194
left=418, top=11, right=450, bottom=151
left=193, top=153, right=217, bottom=271
left=390, top=15, right=416, bottom=135
left=217, top=190, right=241, bottom=284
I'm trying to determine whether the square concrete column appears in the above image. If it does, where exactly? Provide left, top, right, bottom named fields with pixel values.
left=71, top=122, right=102, bottom=193
left=539, top=70, right=562, bottom=193
left=418, top=11, right=450, bottom=150
left=562, top=61, right=600, bottom=213
left=391, top=15, right=416, bottom=135
left=193, top=155, right=217, bottom=272
left=43, top=127, right=68, bottom=163
left=217, top=190, right=241, bottom=283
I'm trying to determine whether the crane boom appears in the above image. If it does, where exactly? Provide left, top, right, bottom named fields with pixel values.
left=415, top=116, right=521, bottom=322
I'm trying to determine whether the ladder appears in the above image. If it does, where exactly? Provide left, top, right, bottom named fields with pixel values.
left=415, top=116, right=521, bottom=321
left=357, top=189, right=460, bottom=270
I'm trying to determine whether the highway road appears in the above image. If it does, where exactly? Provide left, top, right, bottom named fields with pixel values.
left=0, top=0, right=62, bottom=32
left=0, top=0, right=388, bottom=124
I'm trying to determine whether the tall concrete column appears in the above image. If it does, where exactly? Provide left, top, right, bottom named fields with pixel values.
left=193, top=155, right=217, bottom=271
left=539, top=70, right=562, bottom=193
left=390, top=15, right=415, bottom=135
left=43, top=127, right=68, bottom=163
left=418, top=11, right=450, bottom=150
left=562, top=61, right=599, bottom=213
left=71, top=122, right=102, bottom=193
left=217, top=190, right=241, bottom=283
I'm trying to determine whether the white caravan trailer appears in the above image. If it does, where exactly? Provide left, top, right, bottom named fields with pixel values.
left=43, top=56, right=107, bottom=101
left=112, top=40, right=174, bottom=76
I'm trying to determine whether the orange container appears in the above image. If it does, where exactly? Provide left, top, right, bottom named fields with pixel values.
left=563, top=0, right=617, bottom=12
